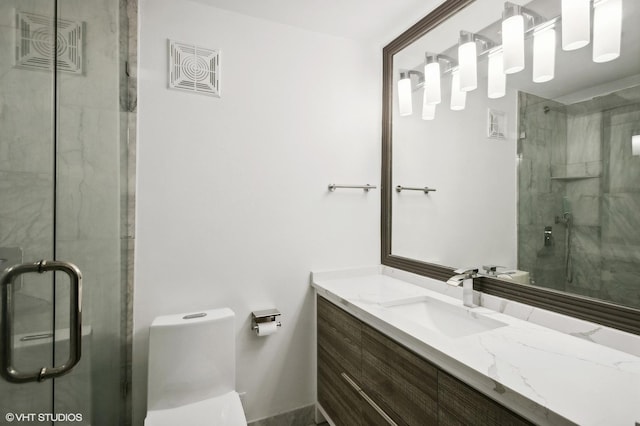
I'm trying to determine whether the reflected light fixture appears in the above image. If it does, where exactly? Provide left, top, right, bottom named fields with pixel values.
left=487, top=49, right=506, bottom=99
left=561, top=0, right=591, bottom=51
left=398, top=71, right=413, bottom=116
left=422, top=89, right=437, bottom=120
left=502, top=2, right=525, bottom=74
left=593, top=0, right=622, bottom=63
left=632, top=134, right=640, bottom=156
left=450, top=69, right=467, bottom=111
left=458, top=31, right=477, bottom=92
left=424, top=54, right=442, bottom=105
left=533, top=24, right=556, bottom=83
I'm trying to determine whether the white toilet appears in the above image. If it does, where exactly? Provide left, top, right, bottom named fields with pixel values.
left=145, top=308, right=248, bottom=426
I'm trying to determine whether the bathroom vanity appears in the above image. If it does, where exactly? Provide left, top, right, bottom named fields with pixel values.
left=317, top=296, right=530, bottom=425
left=312, top=267, right=640, bottom=426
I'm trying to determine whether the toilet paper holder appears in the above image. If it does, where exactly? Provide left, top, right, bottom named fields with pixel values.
left=251, top=309, right=281, bottom=332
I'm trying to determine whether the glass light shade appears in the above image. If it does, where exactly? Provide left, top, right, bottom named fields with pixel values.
left=398, top=77, right=412, bottom=116
left=424, top=62, right=442, bottom=105
left=593, top=0, right=622, bottom=63
left=502, top=15, right=525, bottom=74
left=533, top=27, right=556, bottom=83
left=487, top=50, right=506, bottom=99
left=561, top=0, right=591, bottom=51
left=422, top=89, right=437, bottom=120
left=450, top=69, right=467, bottom=111
left=458, top=41, right=477, bottom=92
left=632, top=135, right=640, bottom=156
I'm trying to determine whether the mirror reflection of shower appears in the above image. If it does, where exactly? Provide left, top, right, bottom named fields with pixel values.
left=518, top=85, right=640, bottom=308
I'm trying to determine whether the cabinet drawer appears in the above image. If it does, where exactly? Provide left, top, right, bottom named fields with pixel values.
left=438, top=371, right=533, bottom=426
left=362, top=324, right=439, bottom=426
left=318, top=345, right=363, bottom=426
left=317, top=296, right=362, bottom=383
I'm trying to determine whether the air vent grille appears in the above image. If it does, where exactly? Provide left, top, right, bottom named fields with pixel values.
left=15, top=11, right=83, bottom=74
left=169, top=40, right=220, bottom=97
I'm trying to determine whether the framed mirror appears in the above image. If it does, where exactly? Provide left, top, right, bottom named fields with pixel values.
left=381, top=0, right=640, bottom=334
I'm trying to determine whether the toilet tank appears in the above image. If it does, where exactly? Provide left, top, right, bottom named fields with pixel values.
left=147, top=308, right=236, bottom=410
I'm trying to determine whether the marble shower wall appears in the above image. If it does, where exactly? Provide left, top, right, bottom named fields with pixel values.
left=518, top=89, right=640, bottom=309
left=563, top=108, right=603, bottom=299
left=600, top=102, right=640, bottom=307
left=517, top=92, right=568, bottom=291
left=0, top=0, right=129, bottom=423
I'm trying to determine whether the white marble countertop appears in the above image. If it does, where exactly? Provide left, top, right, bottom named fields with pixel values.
left=311, top=266, right=640, bottom=426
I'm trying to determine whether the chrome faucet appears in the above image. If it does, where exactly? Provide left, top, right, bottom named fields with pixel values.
left=446, top=267, right=478, bottom=307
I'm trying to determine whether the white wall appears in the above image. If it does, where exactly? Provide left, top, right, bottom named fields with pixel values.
left=134, top=0, right=380, bottom=423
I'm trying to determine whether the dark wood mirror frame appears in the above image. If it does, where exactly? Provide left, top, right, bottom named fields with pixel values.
left=381, top=0, right=640, bottom=336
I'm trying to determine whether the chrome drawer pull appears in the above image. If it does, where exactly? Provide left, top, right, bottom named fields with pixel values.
left=341, top=372, right=398, bottom=426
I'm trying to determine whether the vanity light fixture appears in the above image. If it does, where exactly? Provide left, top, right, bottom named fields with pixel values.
left=502, top=3, right=525, bottom=74
left=561, top=0, right=591, bottom=51
left=424, top=53, right=442, bottom=105
left=450, top=68, right=467, bottom=111
left=458, top=32, right=496, bottom=93
left=401, top=0, right=626, bottom=116
left=593, top=0, right=622, bottom=63
left=502, top=3, right=546, bottom=75
left=533, top=24, right=556, bottom=83
left=458, top=31, right=478, bottom=92
left=487, top=49, right=506, bottom=99
left=632, top=134, right=640, bottom=156
left=398, top=71, right=413, bottom=116
left=422, top=90, right=437, bottom=120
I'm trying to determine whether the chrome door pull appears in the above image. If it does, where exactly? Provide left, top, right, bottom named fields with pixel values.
left=1, top=260, right=82, bottom=383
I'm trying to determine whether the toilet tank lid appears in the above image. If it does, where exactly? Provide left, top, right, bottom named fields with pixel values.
left=150, top=308, right=234, bottom=328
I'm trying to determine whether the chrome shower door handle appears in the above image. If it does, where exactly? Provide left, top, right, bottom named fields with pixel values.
left=1, top=260, right=82, bottom=383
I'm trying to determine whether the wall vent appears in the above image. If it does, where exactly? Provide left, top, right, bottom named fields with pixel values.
left=15, top=11, right=83, bottom=75
left=168, top=40, right=220, bottom=97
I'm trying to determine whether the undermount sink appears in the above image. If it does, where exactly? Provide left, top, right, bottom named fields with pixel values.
left=382, top=296, right=507, bottom=338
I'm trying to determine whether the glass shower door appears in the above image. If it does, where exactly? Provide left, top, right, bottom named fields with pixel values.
left=0, top=0, right=58, bottom=419
left=0, top=0, right=127, bottom=423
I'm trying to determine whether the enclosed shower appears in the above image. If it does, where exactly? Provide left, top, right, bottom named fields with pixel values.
left=0, top=0, right=134, bottom=424
left=518, top=86, right=640, bottom=309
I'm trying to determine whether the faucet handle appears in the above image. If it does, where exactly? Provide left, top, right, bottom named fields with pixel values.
left=481, top=265, right=505, bottom=275
left=453, top=267, right=479, bottom=275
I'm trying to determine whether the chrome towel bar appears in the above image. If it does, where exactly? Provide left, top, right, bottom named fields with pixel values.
left=396, top=185, right=436, bottom=193
left=328, top=184, right=376, bottom=192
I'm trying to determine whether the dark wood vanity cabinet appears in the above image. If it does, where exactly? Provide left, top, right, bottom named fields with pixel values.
left=317, top=296, right=364, bottom=425
left=362, top=325, right=439, bottom=425
left=317, top=296, right=533, bottom=426
left=438, top=372, right=532, bottom=426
